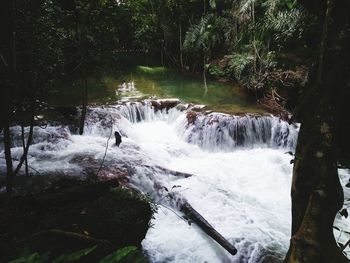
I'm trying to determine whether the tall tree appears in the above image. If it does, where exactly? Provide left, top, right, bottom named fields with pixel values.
left=0, top=0, right=15, bottom=196
left=285, top=0, right=350, bottom=262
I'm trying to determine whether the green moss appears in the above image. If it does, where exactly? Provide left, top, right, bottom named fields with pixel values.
left=136, top=66, right=169, bottom=74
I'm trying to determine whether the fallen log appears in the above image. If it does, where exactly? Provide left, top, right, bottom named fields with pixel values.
left=136, top=175, right=237, bottom=256
left=180, top=201, right=237, bottom=256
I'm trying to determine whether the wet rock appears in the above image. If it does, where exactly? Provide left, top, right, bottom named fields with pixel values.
left=176, top=103, right=190, bottom=111
left=150, top=98, right=181, bottom=112
left=186, top=111, right=197, bottom=124
left=85, top=108, right=121, bottom=129
left=189, top=104, right=206, bottom=112
left=114, top=131, right=122, bottom=146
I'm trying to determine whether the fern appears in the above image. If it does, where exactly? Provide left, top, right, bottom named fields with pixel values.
left=228, top=53, right=255, bottom=80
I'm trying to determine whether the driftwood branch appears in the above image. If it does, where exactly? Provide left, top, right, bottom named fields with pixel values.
left=179, top=201, right=237, bottom=256
left=144, top=175, right=237, bottom=256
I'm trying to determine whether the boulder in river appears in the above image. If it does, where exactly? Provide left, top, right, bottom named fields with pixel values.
left=186, top=111, right=197, bottom=124
left=150, top=98, right=181, bottom=112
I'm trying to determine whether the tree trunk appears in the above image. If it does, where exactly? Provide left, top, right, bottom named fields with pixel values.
left=179, top=22, right=184, bottom=73
left=251, top=1, right=257, bottom=74
left=2, top=0, right=16, bottom=196
left=203, top=53, right=208, bottom=91
left=285, top=1, right=350, bottom=262
left=4, top=122, right=13, bottom=196
left=14, top=108, right=35, bottom=175
left=21, top=124, right=29, bottom=177
left=79, top=74, right=88, bottom=135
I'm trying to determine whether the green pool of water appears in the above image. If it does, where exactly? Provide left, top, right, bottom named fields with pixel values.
left=48, top=66, right=266, bottom=115
left=107, top=67, right=265, bottom=114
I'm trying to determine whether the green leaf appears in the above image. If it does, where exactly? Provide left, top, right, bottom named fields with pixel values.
left=209, top=0, right=216, bottom=10
left=99, top=246, right=137, bottom=263
left=53, top=246, right=97, bottom=263
left=9, top=253, right=43, bottom=263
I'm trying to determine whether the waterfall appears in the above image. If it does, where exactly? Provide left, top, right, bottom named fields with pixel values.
left=93, top=101, right=300, bottom=152
left=178, top=113, right=299, bottom=151
left=0, top=99, right=309, bottom=263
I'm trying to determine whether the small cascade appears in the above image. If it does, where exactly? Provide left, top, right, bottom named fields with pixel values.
left=0, top=100, right=299, bottom=159
left=116, top=99, right=182, bottom=123
left=0, top=125, right=72, bottom=152
left=81, top=101, right=299, bottom=151
left=178, top=112, right=299, bottom=151
left=116, top=101, right=149, bottom=122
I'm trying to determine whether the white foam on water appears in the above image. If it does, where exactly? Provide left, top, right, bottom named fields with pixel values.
left=1, top=101, right=349, bottom=262
left=127, top=116, right=293, bottom=262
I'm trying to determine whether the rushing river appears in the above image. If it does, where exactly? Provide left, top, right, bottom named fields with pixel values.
left=1, top=69, right=350, bottom=262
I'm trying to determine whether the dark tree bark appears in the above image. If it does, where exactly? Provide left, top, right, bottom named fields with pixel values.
left=79, top=73, right=88, bottom=135
left=14, top=108, right=35, bottom=176
left=1, top=0, right=16, bottom=196
left=4, top=124, right=14, bottom=196
left=285, top=1, right=350, bottom=262
left=21, top=124, right=29, bottom=177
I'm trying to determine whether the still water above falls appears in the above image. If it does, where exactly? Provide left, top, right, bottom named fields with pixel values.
left=54, top=67, right=266, bottom=115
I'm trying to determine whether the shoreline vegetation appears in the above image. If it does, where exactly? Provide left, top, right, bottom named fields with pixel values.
left=0, top=177, right=153, bottom=262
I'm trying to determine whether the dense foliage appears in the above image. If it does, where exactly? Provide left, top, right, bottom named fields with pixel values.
left=1, top=0, right=318, bottom=124
left=124, top=0, right=317, bottom=94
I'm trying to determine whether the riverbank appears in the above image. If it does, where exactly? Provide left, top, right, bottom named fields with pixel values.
left=0, top=177, right=154, bottom=262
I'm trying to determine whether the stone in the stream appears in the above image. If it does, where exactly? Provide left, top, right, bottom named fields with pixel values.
left=150, top=98, right=181, bottom=111
left=190, top=104, right=206, bottom=112
left=186, top=111, right=197, bottom=124
left=176, top=103, right=190, bottom=111
left=115, top=131, right=122, bottom=146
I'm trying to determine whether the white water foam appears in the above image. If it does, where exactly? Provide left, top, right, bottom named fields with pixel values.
left=1, top=101, right=349, bottom=262
left=124, top=110, right=293, bottom=262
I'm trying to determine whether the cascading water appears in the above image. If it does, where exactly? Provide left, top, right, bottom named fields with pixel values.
left=1, top=99, right=349, bottom=262
left=106, top=100, right=299, bottom=151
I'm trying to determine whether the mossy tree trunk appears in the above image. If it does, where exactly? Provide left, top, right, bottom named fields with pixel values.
left=284, top=1, right=350, bottom=262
